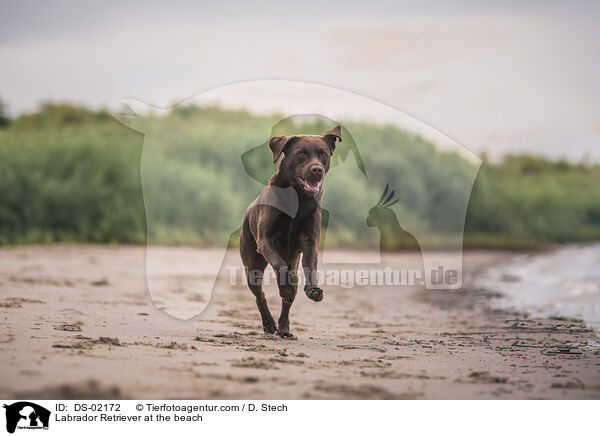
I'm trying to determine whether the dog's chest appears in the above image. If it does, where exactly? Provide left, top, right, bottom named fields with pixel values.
left=271, top=214, right=309, bottom=253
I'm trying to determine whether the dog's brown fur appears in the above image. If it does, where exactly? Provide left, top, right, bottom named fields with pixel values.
left=239, top=126, right=342, bottom=337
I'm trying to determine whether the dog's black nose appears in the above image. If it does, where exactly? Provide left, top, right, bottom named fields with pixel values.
left=310, top=165, right=323, bottom=175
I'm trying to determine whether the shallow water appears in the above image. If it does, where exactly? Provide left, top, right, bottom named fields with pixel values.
left=475, top=243, right=600, bottom=334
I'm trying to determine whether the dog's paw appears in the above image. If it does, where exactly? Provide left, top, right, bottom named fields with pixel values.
left=277, top=329, right=296, bottom=339
left=263, top=320, right=277, bottom=334
left=304, top=286, right=323, bottom=302
left=276, top=320, right=297, bottom=339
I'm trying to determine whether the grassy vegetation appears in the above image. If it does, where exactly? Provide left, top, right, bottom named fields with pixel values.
left=0, top=103, right=598, bottom=249
left=465, top=154, right=600, bottom=247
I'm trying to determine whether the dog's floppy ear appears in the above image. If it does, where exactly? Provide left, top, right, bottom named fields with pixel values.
left=323, top=125, right=342, bottom=153
left=269, top=135, right=295, bottom=163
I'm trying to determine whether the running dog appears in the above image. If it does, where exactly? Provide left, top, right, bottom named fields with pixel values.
left=239, top=126, right=342, bottom=338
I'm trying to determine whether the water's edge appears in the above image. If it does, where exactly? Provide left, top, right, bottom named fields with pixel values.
left=473, top=243, right=600, bottom=335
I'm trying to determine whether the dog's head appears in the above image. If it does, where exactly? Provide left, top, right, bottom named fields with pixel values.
left=269, top=126, right=342, bottom=196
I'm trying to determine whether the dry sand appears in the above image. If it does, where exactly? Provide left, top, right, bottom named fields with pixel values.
left=0, top=245, right=599, bottom=400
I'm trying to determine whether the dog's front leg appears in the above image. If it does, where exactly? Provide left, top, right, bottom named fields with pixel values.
left=255, top=232, right=295, bottom=305
left=256, top=235, right=291, bottom=284
left=253, top=209, right=291, bottom=285
left=301, top=237, right=323, bottom=302
left=256, top=230, right=297, bottom=338
left=275, top=260, right=298, bottom=338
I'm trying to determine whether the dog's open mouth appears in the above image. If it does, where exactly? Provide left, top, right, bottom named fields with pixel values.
left=297, top=176, right=323, bottom=194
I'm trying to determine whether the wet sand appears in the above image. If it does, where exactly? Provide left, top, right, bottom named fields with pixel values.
left=0, top=245, right=599, bottom=399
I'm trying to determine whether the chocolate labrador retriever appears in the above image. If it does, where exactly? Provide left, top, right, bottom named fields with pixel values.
left=239, top=126, right=342, bottom=338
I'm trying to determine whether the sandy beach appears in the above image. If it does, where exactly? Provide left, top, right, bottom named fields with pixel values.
left=0, top=245, right=598, bottom=400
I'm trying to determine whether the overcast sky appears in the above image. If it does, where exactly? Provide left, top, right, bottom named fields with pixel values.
left=1, top=1, right=599, bottom=160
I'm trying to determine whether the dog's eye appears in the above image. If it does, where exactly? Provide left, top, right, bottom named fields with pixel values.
left=319, top=151, right=328, bottom=158
left=297, top=151, right=307, bottom=158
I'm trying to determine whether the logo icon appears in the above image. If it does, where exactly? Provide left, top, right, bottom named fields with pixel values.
left=3, top=402, right=50, bottom=434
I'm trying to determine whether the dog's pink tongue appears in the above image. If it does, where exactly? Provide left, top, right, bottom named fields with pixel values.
left=307, top=179, right=322, bottom=190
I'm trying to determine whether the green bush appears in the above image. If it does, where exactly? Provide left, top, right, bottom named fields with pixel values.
left=0, top=102, right=598, bottom=248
